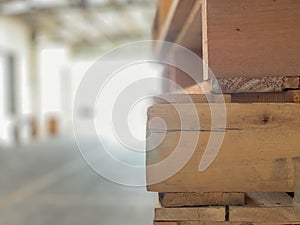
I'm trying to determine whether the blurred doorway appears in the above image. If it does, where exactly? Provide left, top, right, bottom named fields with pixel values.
left=0, top=51, right=16, bottom=145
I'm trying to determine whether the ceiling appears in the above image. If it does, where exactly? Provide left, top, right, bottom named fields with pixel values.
left=0, top=0, right=156, bottom=53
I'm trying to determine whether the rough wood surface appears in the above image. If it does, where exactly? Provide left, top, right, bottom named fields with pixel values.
left=146, top=130, right=300, bottom=192
left=147, top=103, right=300, bottom=131
left=206, top=0, right=300, bottom=78
left=153, top=94, right=230, bottom=104
left=155, top=207, right=225, bottom=222
left=231, top=91, right=300, bottom=103
left=154, top=222, right=300, bottom=225
left=230, top=206, right=300, bottom=223
left=212, top=77, right=300, bottom=94
left=228, top=193, right=300, bottom=222
left=245, top=193, right=293, bottom=207
left=159, top=192, right=245, bottom=207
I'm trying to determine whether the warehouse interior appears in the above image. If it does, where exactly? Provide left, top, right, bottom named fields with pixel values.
left=1, top=0, right=300, bottom=224
left=0, top=1, right=157, bottom=225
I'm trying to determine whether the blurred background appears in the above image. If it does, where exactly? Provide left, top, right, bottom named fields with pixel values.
left=0, top=0, right=158, bottom=224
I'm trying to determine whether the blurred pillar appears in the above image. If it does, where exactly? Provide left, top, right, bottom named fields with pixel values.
left=29, top=31, right=41, bottom=139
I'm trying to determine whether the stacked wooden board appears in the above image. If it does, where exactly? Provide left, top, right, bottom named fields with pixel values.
left=147, top=93, right=300, bottom=224
left=154, top=192, right=300, bottom=224
left=148, top=0, right=300, bottom=224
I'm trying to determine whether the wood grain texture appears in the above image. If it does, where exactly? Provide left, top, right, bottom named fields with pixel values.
left=206, top=0, right=300, bottom=78
left=154, top=222, right=300, bottom=225
left=212, top=77, right=300, bottom=94
left=147, top=103, right=300, bottom=131
left=159, top=192, right=245, bottom=207
left=245, top=193, right=293, bottom=207
left=231, top=91, right=300, bottom=103
left=228, top=193, right=300, bottom=223
left=155, top=207, right=225, bottom=221
left=153, top=94, right=230, bottom=104
left=146, top=131, right=300, bottom=192
left=230, top=206, right=300, bottom=223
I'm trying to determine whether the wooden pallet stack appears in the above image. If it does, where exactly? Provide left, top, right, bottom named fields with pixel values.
left=148, top=0, right=300, bottom=224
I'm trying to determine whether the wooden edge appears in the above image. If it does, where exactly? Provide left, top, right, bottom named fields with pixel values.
left=231, top=90, right=300, bottom=103
left=157, top=0, right=180, bottom=42
left=245, top=193, right=293, bottom=207
left=212, top=76, right=300, bottom=94
left=230, top=193, right=300, bottom=223
left=155, top=207, right=226, bottom=222
left=153, top=94, right=231, bottom=104
left=154, top=222, right=300, bottom=225
left=159, top=192, right=245, bottom=208
left=152, top=90, right=300, bottom=104
left=202, top=0, right=208, bottom=81
left=176, top=0, right=202, bottom=45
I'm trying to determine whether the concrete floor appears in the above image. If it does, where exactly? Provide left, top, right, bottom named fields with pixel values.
left=0, top=136, right=156, bottom=225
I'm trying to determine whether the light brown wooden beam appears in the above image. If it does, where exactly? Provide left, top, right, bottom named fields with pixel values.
left=155, top=207, right=225, bottom=222
left=147, top=103, right=300, bottom=131
left=230, top=199, right=300, bottom=222
left=159, top=192, right=245, bottom=208
left=154, top=222, right=300, bottom=225
left=153, top=93, right=230, bottom=104
left=231, top=91, right=300, bottom=103
left=146, top=130, right=300, bottom=192
left=205, top=0, right=300, bottom=78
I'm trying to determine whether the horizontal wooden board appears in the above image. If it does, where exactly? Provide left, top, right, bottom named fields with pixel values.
left=212, top=77, right=300, bottom=93
left=245, top=193, right=293, bottom=207
left=147, top=103, right=300, bottom=131
left=153, top=94, right=231, bottom=104
left=154, top=222, right=300, bottom=225
left=229, top=192, right=300, bottom=222
left=146, top=130, right=300, bottom=192
left=206, top=0, right=300, bottom=78
left=230, top=206, right=300, bottom=223
left=231, top=91, right=300, bottom=103
left=159, top=192, right=245, bottom=207
left=155, top=207, right=225, bottom=221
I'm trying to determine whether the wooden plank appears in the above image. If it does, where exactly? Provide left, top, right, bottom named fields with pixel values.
left=231, top=91, right=300, bottom=103
left=229, top=193, right=300, bottom=223
left=212, top=77, right=300, bottom=94
left=245, top=193, right=293, bottom=207
left=154, top=222, right=300, bottom=225
left=146, top=130, right=300, bottom=192
left=206, top=0, right=300, bottom=78
left=159, top=192, right=245, bottom=207
left=155, top=207, right=225, bottom=221
left=153, top=94, right=230, bottom=104
left=147, top=103, right=300, bottom=131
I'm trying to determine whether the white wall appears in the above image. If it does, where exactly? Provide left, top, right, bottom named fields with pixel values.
left=0, top=16, right=32, bottom=145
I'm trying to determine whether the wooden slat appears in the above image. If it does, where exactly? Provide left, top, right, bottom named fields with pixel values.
left=245, top=193, right=293, bottom=207
left=230, top=206, right=300, bottom=223
left=154, top=222, right=300, bottom=225
left=147, top=103, right=300, bottom=131
left=159, top=192, right=245, bottom=208
left=146, top=130, right=300, bottom=192
left=206, top=0, right=300, bottom=78
left=231, top=91, right=300, bottom=103
left=155, top=207, right=225, bottom=222
left=212, top=77, right=300, bottom=94
left=229, top=193, right=300, bottom=223
left=153, top=94, right=230, bottom=104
